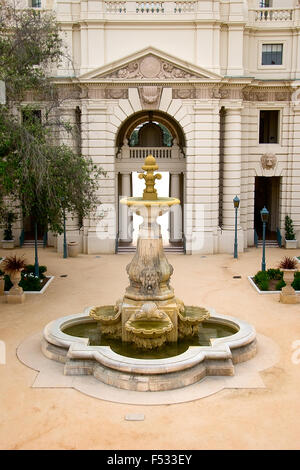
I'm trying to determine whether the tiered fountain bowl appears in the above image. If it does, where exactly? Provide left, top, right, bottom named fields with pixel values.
left=42, top=155, right=257, bottom=391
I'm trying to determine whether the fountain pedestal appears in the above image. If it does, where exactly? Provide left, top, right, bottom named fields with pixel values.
left=90, top=156, right=209, bottom=348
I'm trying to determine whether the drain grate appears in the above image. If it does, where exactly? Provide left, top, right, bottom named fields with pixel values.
left=233, top=276, right=242, bottom=279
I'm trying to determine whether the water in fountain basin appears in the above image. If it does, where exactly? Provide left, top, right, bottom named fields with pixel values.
left=63, top=321, right=237, bottom=360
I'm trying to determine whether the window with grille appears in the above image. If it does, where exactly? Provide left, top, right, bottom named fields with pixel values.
left=262, top=44, right=283, bottom=66
left=31, top=0, right=41, bottom=7
left=260, top=1, right=272, bottom=7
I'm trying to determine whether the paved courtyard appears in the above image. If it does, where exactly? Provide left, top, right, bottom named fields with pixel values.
left=0, top=246, right=300, bottom=450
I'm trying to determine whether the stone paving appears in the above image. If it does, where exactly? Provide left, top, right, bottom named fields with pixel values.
left=0, top=246, right=300, bottom=450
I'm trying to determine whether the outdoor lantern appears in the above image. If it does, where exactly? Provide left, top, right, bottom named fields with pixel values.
left=260, top=206, right=269, bottom=223
left=233, top=195, right=240, bottom=209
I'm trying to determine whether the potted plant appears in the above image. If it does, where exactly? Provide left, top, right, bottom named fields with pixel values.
left=278, top=256, right=299, bottom=304
left=1, top=211, right=17, bottom=249
left=284, top=215, right=297, bottom=249
left=1, top=255, right=27, bottom=303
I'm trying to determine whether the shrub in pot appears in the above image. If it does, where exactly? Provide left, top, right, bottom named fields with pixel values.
left=285, top=215, right=297, bottom=249
left=1, top=211, right=17, bottom=249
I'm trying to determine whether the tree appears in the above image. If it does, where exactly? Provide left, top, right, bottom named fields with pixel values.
left=0, top=1, right=105, bottom=275
left=0, top=0, right=64, bottom=101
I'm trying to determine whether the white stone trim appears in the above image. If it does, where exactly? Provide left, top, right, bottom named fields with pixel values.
left=43, top=308, right=256, bottom=375
left=4, top=276, right=55, bottom=295
left=248, top=275, right=300, bottom=295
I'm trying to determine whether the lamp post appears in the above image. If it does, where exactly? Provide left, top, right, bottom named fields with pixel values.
left=63, top=207, right=68, bottom=259
left=61, top=197, right=68, bottom=259
left=233, top=195, right=240, bottom=259
left=260, top=206, right=269, bottom=272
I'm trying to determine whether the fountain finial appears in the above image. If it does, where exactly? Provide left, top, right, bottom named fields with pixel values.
left=139, top=155, right=162, bottom=200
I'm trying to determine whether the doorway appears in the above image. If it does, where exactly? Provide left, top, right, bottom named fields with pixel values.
left=23, top=215, right=44, bottom=240
left=254, top=177, right=280, bottom=239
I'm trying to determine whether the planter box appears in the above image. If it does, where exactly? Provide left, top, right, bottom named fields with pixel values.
left=1, top=239, right=14, bottom=249
left=4, top=275, right=54, bottom=295
left=248, top=276, right=300, bottom=295
left=285, top=239, right=298, bottom=249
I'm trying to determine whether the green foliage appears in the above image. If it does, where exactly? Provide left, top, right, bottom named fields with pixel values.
left=285, top=215, right=296, bottom=241
left=292, top=272, right=300, bottom=290
left=253, top=271, right=270, bottom=291
left=259, top=280, right=270, bottom=291
left=275, top=280, right=286, bottom=291
left=0, top=1, right=64, bottom=101
left=0, top=264, right=48, bottom=291
left=253, top=270, right=269, bottom=283
left=266, top=268, right=283, bottom=280
left=24, top=264, right=47, bottom=280
left=0, top=210, right=17, bottom=240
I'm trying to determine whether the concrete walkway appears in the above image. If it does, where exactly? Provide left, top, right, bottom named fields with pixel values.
left=0, top=246, right=299, bottom=450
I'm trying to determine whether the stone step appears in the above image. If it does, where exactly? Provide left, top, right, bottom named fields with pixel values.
left=117, top=246, right=184, bottom=254
left=23, top=240, right=44, bottom=247
left=257, top=241, right=280, bottom=247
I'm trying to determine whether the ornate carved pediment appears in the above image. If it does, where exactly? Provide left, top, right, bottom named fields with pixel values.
left=100, top=54, right=201, bottom=80
left=80, top=49, right=221, bottom=82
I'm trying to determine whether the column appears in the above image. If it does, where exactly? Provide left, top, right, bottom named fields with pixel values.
left=120, top=173, right=132, bottom=242
left=169, top=173, right=182, bottom=242
left=219, top=107, right=244, bottom=253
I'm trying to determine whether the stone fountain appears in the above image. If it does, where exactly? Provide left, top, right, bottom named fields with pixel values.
left=90, top=155, right=210, bottom=349
left=42, top=156, right=257, bottom=391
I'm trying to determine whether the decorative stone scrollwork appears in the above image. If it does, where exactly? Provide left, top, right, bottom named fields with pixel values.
left=104, top=54, right=199, bottom=80
left=172, top=88, right=195, bottom=99
left=105, top=88, right=128, bottom=99
left=261, top=153, right=277, bottom=170
left=140, top=267, right=161, bottom=295
left=140, top=86, right=161, bottom=105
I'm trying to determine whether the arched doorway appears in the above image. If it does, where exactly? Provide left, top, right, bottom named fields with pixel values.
left=115, top=110, right=186, bottom=253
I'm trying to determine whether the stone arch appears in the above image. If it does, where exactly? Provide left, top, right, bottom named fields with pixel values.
left=115, top=109, right=187, bottom=249
left=115, top=109, right=186, bottom=153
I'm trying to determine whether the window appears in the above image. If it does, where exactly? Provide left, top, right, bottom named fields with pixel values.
left=31, top=0, right=41, bottom=7
left=260, top=1, right=272, bottom=7
left=259, top=110, right=279, bottom=144
left=262, top=44, right=283, bottom=66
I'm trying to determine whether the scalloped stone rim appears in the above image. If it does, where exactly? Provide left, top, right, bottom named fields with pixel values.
left=42, top=308, right=257, bottom=391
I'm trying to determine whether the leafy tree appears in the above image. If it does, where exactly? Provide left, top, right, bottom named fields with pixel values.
left=0, top=0, right=64, bottom=101
left=0, top=1, right=105, bottom=274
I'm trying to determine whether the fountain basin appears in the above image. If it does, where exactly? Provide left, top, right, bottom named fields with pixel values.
left=42, top=308, right=256, bottom=391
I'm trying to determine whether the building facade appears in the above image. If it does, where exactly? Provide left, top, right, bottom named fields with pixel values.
left=12, top=0, right=300, bottom=253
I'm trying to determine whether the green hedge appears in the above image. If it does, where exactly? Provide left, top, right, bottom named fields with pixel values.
left=253, top=269, right=300, bottom=291
left=0, top=265, right=47, bottom=291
